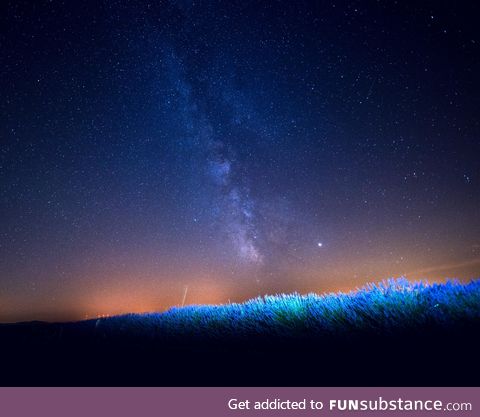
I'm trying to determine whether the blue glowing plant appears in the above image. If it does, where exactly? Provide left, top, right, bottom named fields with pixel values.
left=93, top=278, right=480, bottom=340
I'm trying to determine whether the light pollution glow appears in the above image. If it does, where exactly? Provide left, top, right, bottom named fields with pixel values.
left=2, top=256, right=478, bottom=323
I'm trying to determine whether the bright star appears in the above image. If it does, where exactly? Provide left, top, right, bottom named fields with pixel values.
left=317, top=242, right=323, bottom=247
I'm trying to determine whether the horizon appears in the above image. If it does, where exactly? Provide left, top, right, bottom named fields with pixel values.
left=2, top=275, right=478, bottom=324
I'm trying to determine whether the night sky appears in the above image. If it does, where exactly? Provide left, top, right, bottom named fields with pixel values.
left=1, top=0, right=479, bottom=322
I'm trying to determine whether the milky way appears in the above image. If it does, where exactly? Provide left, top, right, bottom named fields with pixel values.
left=166, top=49, right=267, bottom=265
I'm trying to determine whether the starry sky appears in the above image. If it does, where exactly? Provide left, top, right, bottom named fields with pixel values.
left=1, top=0, right=479, bottom=322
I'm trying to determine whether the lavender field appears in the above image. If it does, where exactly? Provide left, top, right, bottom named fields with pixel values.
left=1, top=278, right=479, bottom=386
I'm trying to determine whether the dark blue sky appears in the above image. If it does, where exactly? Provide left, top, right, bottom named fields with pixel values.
left=1, top=0, right=479, bottom=321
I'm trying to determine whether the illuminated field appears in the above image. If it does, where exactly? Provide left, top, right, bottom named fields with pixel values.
left=95, top=278, right=480, bottom=339
left=1, top=279, right=479, bottom=386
